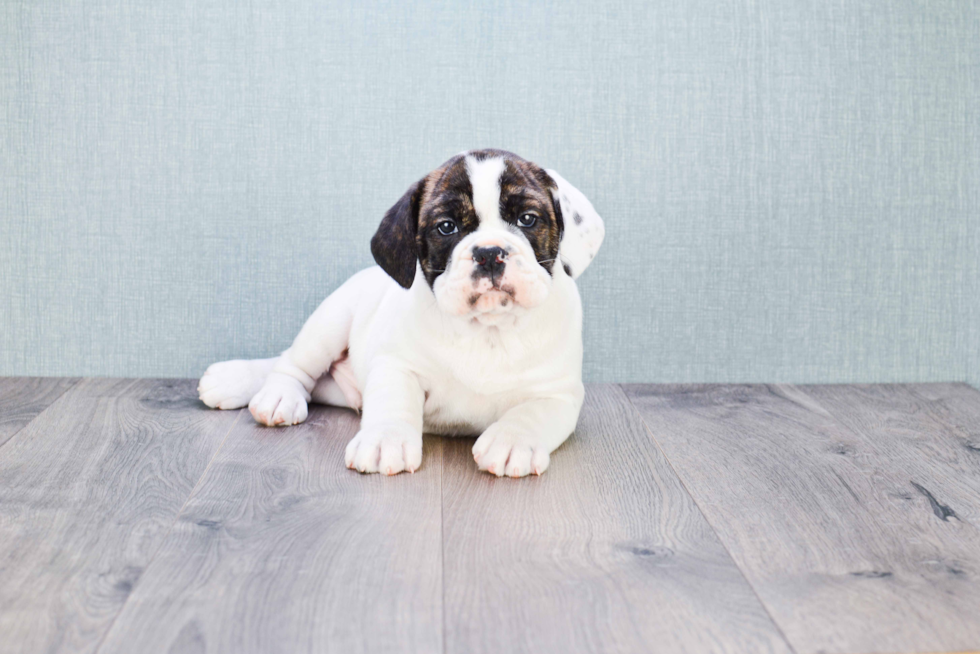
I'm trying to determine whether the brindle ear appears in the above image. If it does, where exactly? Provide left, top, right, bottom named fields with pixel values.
left=549, top=187, right=565, bottom=247
left=371, top=178, right=425, bottom=288
left=544, top=169, right=605, bottom=279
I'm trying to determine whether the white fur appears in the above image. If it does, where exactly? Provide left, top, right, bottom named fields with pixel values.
left=465, top=155, right=507, bottom=229
left=199, top=154, right=602, bottom=477
left=546, top=169, right=605, bottom=278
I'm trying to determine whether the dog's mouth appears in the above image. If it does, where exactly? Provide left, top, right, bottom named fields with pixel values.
left=467, top=285, right=516, bottom=314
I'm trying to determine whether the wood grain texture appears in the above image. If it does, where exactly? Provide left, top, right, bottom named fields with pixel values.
left=6, top=378, right=980, bottom=654
left=97, top=405, right=444, bottom=654
left=801, top=383, right=980, bottom=525
left=441, top=384, right=793, bottom=654
left=624, top=383, right=980, bottom=654
left=910, top=383, right=980, bottom=461
left=0, top=377, right=80, bottom=447
left=0, top=378, right=240, bottom=654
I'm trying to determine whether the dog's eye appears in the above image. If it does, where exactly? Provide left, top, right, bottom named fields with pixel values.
left=436, top=220, right=458, bottom=236
left=517, top=213, right=537, bottom=228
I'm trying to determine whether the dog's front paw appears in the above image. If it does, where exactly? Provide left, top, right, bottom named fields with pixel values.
left=248, top=373, right=309, bottom=426
left=345, top=424, right=422, bottom=475
left=473, top=425, right=551, bottom=477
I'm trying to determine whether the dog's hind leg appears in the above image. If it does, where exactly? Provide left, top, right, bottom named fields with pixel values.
left=199, top=354, right=360, bottom=411
left=198, top=357, right=279, bottom=410
left=310, top=354, right=362, bottom=410
left=247, top=273, right=364, bottom=426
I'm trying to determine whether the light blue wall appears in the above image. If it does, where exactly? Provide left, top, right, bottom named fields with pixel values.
left=2, top=1, right=978, bottom=384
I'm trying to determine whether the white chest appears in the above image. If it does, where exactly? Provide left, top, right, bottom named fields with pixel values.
left=348, top=271, right=582, bottom=436
left=418, top=333, right=539, bottom=435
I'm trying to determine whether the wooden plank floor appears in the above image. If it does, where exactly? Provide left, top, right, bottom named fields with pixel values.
left=441, top=386, right=790, bottom=654
left=624, top=384, right=980, bottom=654
left=0, top=377, right=79, bottom=448
left=0, top=378, right=979, bottom=654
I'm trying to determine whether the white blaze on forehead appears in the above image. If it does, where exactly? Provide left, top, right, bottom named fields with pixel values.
left=464, top=155, right=506, bottom=230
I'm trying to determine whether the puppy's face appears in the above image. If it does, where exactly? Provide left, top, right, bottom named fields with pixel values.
left=423, top=152, right=565, bottom=324
left=371, top=150, right=562, bottom=325
left=371, top=149, right=603, bottom=326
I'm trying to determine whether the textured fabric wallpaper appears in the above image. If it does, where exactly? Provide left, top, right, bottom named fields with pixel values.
left=1, top=1, right=978, bottom=385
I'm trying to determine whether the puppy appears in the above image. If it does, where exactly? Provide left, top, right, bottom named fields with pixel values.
left=198, top=149, right=604, bottom=477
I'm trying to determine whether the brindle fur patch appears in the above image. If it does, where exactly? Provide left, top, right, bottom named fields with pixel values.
left=496, top=155, right=563, bottom=275
left=416, top=157, right=478, bottom=286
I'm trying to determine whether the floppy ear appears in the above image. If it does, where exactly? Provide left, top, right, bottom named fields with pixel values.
left=371, top=178, right=425, bottom=288
left=545, top=169, right=605, bottom=278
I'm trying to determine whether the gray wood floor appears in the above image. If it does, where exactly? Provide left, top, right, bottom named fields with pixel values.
left=1, top=379, right=978, bottom=654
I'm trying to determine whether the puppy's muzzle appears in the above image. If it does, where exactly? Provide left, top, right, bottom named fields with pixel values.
left=473, top=246, right=507, bottom=283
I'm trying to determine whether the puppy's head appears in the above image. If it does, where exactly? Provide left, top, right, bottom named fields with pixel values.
left=371, top=149, right=604, bottom=326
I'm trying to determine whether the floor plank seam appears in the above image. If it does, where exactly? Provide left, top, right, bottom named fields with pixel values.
left=90, top=407, right=246, bottom=654
left=0, top=377, right=82, bottom=454
left=616, top=384, right=801, bottom=654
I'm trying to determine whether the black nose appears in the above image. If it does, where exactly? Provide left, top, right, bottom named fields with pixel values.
left=473, top=246, right=507, bottom=279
